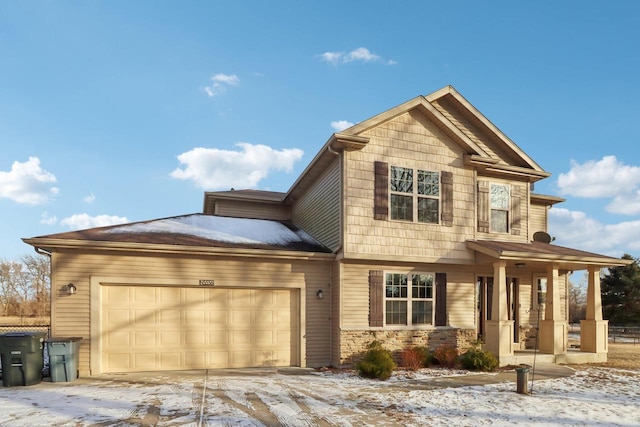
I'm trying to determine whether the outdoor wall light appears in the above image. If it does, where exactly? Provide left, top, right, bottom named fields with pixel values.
left=67, top=283, right=77, bottom=295
left=316, top=289, right=323, bottom=299
left=515, top=263, right=526, bottom=269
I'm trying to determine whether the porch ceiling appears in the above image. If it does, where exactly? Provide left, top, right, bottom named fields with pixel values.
left=466, top=240, right=631, bottom=271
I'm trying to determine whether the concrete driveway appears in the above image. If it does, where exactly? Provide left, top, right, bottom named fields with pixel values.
left=0, top=364, right=594, bottom=426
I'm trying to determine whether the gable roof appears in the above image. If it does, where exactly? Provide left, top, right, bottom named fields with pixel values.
left=23, top=214, right=332, bottom=257
left=286, top=85, right=550, bottom=203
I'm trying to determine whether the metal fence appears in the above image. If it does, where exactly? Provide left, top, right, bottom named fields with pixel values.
left=609, top=326, right=640, bottom=345
left=0, top=324, right=51, bottom=376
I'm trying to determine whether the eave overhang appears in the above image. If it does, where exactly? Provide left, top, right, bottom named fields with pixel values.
left=466, top=240, right=632, bottom=271
left=531, top=193, right=566, bottom=206
left=22, top=238, right=335, bottom=261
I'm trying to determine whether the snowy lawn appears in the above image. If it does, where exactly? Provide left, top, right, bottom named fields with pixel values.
left=1, top=365, right=639, bottom=426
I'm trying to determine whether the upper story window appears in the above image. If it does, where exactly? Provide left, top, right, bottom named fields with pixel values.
left=490, top=183, right=510, bottom=233
left=385, top=272, right=434, bottom=326
left=374, top=161, right=453, bottom=227
left=389, top=166, right=440, bottom=223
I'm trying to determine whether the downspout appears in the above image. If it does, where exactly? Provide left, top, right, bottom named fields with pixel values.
left=34, top=247, right=52, bottom=338
left=327, top=142, right=339, bottom=366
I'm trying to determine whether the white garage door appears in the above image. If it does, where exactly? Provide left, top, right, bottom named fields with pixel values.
left=101, top=286, right=298, bottom=373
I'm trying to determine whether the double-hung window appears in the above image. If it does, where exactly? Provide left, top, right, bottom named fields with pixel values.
left=390, top=166, right=440, bottom=223
left=490, top=183, right=510, bottom=233
left=385, top=272, right=434, bottom=325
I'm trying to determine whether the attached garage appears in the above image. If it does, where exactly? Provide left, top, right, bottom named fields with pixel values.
left=99, top=285, right=299, bottom=373
left=24, top=214, right=333, bottom=375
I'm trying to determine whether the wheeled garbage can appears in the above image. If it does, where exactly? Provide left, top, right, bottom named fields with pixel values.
left=46, top=337, right=82, bottom=382
left=0, top=331, right=47, bottom=387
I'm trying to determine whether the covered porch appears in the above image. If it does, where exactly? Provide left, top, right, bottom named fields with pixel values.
left=467, top=239, right=631, bottom=366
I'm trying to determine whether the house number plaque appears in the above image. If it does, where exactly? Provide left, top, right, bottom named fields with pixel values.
left=199, top=279, right=215, bottom=286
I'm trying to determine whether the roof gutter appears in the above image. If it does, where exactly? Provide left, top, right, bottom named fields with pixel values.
left=22, top=238, right=336, bottom=261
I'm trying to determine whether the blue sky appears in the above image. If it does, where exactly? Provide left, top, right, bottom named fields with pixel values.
left=2, top=1, right=640, bottom=265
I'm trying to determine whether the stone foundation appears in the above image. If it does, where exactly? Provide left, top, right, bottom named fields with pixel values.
left=338, top=328, right=476, bottom=367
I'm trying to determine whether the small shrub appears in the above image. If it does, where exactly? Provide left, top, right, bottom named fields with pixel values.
left=459, top=347, right=498, bottom=372
left=413, top=346, right=433, bottom=367
left=432, top=344, right=458, bottom=368
left=356, top=340, right=396, bottom=380
left=400, top=348, right=423, bottom=371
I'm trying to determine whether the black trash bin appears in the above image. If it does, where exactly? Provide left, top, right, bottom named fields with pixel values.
left=46, top=337, right=82, bottom=382
left=0, top=331, right=47, bottom=387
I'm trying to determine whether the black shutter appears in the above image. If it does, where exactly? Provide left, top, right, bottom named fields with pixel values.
left=435, top=272, right=447, bottom=326
left=510, top=184, right=521, bottom=235
left=374, top=161, right=388, bottom=220
left=477, top=181, right=490, bottom=233
left=369, top=270, right=384, bottom=327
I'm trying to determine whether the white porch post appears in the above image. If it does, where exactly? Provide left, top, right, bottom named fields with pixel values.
left=539, top=264, right=567, bottom=355
left=581, top=267, right=608, bottom=361
left=485, top=260, right=514, bottom=361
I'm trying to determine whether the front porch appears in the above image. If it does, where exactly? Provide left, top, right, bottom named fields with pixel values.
left=466, top=240, right=631, bottom=367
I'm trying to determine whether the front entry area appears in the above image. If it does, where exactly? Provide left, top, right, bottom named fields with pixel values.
left=476, top=276, right=520, bottom=344
left=100, top=285, right=299, bottom=373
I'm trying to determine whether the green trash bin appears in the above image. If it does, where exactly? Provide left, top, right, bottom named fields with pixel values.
left=0, top=331, right=46, bottom=387
left=46, top=337, right=81, bottom=382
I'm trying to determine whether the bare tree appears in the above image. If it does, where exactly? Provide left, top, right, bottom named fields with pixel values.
left=568, top=279, right=586, bottom=324
left=22, top=254, right=51, bottom=317
left=0, top=259, right=25, bottom=316
left=0, top=255, right=51, bottom=319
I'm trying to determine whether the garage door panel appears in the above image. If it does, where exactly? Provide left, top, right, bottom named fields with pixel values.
left=159, top=309, right=180, bottom=324
left=159, top=330, right=180, bottom=344
left=134, top=331, right=157, bottom=346
left=133, top=287, right=156, bottom=302
left=102, top=287, right=297, bottom=372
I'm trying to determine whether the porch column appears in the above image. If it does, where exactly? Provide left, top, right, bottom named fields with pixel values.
left=581, top=267, right=608, bottom=360
left=485, top=260, right=514, bottom=361
left=539, top=264, right=567, bottom=355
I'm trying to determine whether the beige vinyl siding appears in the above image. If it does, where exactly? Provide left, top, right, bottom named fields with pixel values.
left=50, top=250, right=331, bottom=375
left=331, top=260, right=342, bottom=367
left=213, top=199, right=290, bottom=221
left=444, top=269, right=476, bottom=329
left=291, top=158, right=341, bottom=251
left=529, top=203, right=548, bottom=236
left=340, top=262, right=477, bottom=330
left=344, top=110, right=476, bottom=262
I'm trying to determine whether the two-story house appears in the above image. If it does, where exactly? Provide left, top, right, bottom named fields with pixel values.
left=24, top=86, right=628, bottom=376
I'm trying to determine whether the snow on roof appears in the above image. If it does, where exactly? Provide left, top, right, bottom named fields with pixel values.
left=102, top=214, right=324, bottom=249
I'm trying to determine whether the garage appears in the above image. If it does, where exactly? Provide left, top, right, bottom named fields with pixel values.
left=100, top=285, right=299, bottom=373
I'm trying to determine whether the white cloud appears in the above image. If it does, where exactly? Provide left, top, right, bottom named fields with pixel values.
left=83, top=192, right=95, bottom=204
left=60, top=214, right=129, bottom=230
left=557, top=156, right=640, bottom=215
left=549, top=207, right=640, bottom=255
left=331, top=120, right=354, bottom=132
left=170, top=143, right=304, bottom=190
left=204, top=73, right=239, bottom=97
left=40, top=212, right=57, bottom=225
left=557, top=155, right=640, bottom=198
left=344, top=47, right=380, bottom=63
left=0, top=157, right=59, bottom=205
left=319, top=47, right=395, bottom=66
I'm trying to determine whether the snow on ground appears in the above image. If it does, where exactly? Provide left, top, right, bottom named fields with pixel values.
left=1, top=366, right=639, bottom=426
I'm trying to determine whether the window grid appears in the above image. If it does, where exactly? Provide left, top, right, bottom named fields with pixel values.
left=490, top=183, right=510, bottom=233
left=389, top=166, right=440, bottom=224
left=385, top=272, right=435, bottom=326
